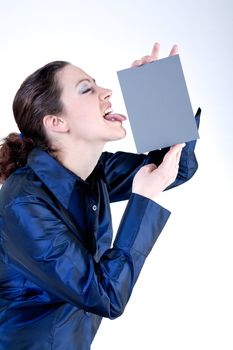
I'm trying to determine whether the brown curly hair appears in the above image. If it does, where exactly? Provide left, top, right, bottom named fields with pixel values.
left=0, top=60, right=69, bottom=184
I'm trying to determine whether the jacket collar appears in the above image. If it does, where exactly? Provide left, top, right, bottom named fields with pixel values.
left=27, top=148, right=107, bottom=209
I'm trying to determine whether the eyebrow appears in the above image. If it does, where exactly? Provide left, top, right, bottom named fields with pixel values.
left=75, top=77, right=96, bottom=87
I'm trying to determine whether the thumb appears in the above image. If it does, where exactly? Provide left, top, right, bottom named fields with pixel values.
left=142, top=163, right=157, bottom=172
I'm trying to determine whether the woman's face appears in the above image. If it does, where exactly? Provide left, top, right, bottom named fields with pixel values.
left=57, top=64, right=127, bottom=144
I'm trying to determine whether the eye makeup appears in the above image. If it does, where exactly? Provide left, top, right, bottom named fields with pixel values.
left=76, top=77, right=96, bottom=94
left=78, top=82, right=93, bottom=94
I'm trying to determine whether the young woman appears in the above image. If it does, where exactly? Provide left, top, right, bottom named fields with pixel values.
left=0, top=43, right=201, bottom=349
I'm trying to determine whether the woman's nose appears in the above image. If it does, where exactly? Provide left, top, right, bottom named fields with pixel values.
left=99, top=87, right=112, bottom=100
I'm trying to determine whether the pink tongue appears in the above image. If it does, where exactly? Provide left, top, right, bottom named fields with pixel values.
left=104, top=113, right=127, bottom=121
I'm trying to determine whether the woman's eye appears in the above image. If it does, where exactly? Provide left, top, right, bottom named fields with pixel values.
left=82, top=88, right=92, bottom=94
left=79, top=84, right=93, bottom=94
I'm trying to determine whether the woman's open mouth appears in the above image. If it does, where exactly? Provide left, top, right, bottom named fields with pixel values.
left=103, top=108, right=127, bottom=122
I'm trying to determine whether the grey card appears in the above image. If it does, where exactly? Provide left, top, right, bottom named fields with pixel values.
left=117, top=54, right=199, bottom=153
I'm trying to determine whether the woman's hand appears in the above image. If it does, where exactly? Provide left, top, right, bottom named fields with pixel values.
left=131, top=42, right=178, bottom=67
left=132, top=143, right=185, bottom=201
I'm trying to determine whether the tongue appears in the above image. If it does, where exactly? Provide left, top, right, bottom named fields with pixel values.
left=104, top=113, right=127, bottom=122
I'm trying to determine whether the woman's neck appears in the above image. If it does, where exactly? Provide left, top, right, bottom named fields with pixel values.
left=54, top=140, right=104, bottom=180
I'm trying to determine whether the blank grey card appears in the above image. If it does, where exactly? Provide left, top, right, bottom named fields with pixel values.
left=117, top=54, right=199, bottom=153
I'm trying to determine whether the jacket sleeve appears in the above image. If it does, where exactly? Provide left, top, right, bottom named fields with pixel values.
left=2, top=193, right=170, bottom=320
left=101, top=107, right=201, bottom=202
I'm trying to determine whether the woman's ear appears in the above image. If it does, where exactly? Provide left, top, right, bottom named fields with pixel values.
left=43, top=115, right=69, bottom=133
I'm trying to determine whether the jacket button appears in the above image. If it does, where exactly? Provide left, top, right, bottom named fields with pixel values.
left=92, top=205, right=97, bottom=211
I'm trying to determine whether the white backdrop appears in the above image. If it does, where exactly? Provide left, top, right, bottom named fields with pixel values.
left=1, top=1, right=232, bottom=349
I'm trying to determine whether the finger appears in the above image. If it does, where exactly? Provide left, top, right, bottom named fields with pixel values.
left=169, top=44, right=178, bottom=56
left=175, top=148, right=183, bottom=164
left=172, top=147, right=183, bottom=164
left=131, top=55, right=152, bottom=67
left=131, top=59, right=143, bottom=67
left=140, top=55, right=153, bottom=64
left=162, top=144, right=184, bottom=167
left=161, top=149, right=177, bottom=169
left=172, top=145, right=185, bottom=168
left=175, top=143, right=185, bottom=161
left=150, top=42, right=160, bottom=60
left=170, top=143, right=185, bottom=152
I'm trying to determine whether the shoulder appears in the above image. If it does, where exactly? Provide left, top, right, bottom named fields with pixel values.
left=0, top=165, right=52, bottom=212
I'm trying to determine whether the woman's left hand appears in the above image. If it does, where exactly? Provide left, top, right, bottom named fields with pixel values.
left=131, top=42, right=179, bottom=67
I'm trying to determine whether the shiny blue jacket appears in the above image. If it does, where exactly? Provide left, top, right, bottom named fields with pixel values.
left=0, top=109, right=200, bottom=350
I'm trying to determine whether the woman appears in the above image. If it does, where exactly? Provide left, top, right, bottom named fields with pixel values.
left=0, top=43, right=201, bottom=349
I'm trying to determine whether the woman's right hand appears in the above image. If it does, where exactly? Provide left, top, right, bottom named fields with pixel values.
left=132, top=143, right=185, bottom=201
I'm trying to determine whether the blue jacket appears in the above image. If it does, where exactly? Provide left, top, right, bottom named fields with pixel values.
left=0, top=109, right=200, bottom=350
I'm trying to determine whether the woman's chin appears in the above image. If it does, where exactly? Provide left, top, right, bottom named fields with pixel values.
left=113, top=127, right=127, bottom=141
left=103, top=126, right=127, bottom=142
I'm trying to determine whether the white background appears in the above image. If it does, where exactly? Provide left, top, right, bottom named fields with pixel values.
left=1, top=1, right=233, bottom=349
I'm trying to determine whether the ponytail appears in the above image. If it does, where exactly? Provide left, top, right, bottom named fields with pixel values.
left=0, top=133, right=36, bottom=184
